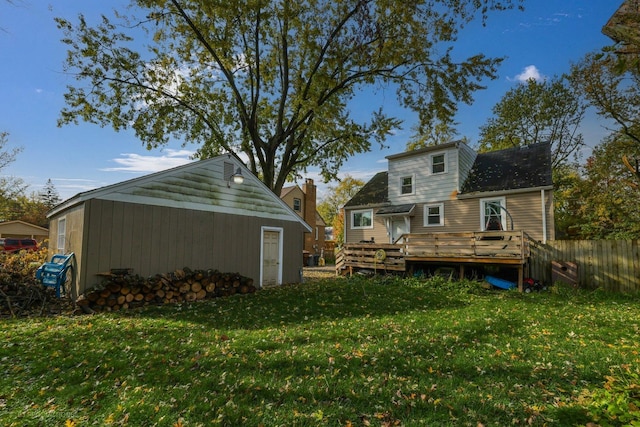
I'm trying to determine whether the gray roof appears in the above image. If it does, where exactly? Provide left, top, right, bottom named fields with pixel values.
left=344, top=172, right=389, bottom=207
left=48, top=155, right=312, bottom=231
left=460, top=143, right=553, bottom=194
left=376, top=204, right=416, bottom=216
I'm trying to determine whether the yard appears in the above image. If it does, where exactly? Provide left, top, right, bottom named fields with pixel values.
left=1, top=270, right=639, bottom=426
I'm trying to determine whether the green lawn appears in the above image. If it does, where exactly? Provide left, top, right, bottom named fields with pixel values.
left=1, top=275, right=639, bottom=426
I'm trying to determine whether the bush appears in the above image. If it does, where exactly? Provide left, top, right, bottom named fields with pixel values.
left=0, top=247, right=48, bottom=288
left=581, top=366, right=640, bottom=426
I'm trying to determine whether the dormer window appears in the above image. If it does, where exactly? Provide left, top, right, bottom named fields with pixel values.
left=400, top=175, right=414, bottom=195
left=431, top=153, right=446, bottom=174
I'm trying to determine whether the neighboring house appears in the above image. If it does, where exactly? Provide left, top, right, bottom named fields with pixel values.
left=46, top=155, right=311, bottom=298
left=0, top=220, right=48, bottom=242
left=343, top=141, right=554, bottom=245
left=280, top=178, right=327, bottom=257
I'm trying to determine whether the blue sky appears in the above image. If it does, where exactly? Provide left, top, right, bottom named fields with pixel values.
left=0, top=1, right=621, bottom=202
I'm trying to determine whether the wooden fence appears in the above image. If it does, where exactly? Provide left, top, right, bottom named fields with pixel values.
left=528, top=239, right=640, bottom=292
left=338, top=243, right=405, bottom=275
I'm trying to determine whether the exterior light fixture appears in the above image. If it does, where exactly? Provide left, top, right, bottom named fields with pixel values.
left=228, top=167, right=244, bottom=187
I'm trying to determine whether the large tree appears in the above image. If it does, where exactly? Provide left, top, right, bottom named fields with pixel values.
left=0, top=132, right=27, bottom=220
left=317, top=175, right=364, bottom=226
left=601, top=0, right=640, bottom=73
left=570, top=133, right=640, bottom=240
left=56, top=0, right=522, bottom=194
left=478, top=76, right=586, bottom=169
left=317, top=175, right=364, bottom=244
left=570, top=52, right=640, bottom=181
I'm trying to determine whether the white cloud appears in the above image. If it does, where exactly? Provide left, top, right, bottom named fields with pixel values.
left=511, top=65, right=545, bottom=83
left=101, top=149, right=195, bottom=173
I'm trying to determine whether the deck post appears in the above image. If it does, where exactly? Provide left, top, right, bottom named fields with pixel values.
left=517, top=265, right=524, bottom=292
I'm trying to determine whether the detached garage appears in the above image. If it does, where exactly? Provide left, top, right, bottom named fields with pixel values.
left=46, top=155, right=311, bottom=298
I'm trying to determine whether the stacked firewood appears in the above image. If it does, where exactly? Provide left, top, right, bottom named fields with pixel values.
left=76, top=268, right=256, bottom=313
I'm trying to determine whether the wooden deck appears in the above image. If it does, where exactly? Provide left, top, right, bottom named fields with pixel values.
left=336, top=231, right=532, bottom=290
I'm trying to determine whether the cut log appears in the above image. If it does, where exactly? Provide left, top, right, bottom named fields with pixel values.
left=86, top=291, right=100, bottom=302
left=76, top=268, right=254, bottom=313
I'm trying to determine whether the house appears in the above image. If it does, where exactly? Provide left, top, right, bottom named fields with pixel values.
left=46, top=155, right=312, bottom=298
left=0, top=220, right=48, bottom=242
left=343, top=141, right=554, bottom=245
left=280, top=178, right=327, bottom=261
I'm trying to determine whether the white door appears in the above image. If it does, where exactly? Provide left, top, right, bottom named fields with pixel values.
left=481, top=198, right=507, bottom=231
left=390, top=218, right=409, bottom=243
left=262, top=229, right=281, bottom=286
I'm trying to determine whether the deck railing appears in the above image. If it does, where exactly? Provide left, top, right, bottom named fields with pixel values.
left=400, top=230, right=530, bottom=261
left=337, top=243, right=406, bottom=274
left=336, top=231, right=531, bottom=275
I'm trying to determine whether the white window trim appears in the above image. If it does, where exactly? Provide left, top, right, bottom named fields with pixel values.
left=431, top=152, right=448, bottom=174
left=423, top=203, right=445, bottom=227
left=400, top=174, right=415, bottom=196
left=350, top=209, right=374, bottom=229
left=480, top=197, right=507, bottom=231
left=57, top=217, right=66, bottom=254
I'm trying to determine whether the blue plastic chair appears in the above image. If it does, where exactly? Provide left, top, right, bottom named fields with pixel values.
left=36, top=253, right=76, bottom=298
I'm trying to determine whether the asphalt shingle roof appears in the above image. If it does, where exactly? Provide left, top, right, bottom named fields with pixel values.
left=344, top=172, right=388, bottom=207
left=460, top=142, right=553, bottom=193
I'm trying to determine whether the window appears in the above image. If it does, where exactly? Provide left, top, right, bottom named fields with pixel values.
left=480, top=198, right=506, bottom=231
left=57, top=217, right=66, bottom=253
left=424, top=203, right=444, bottom=226
left=431, top=153, right=446, bottom=174
left=351, top=209, right=373, bottom=229
left=400, top=175, right=414, bottom=195
left=293, top=198, right=301, bottom=211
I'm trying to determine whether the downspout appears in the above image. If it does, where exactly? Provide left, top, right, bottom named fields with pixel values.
left=341, top=206, right=346, bottom=246
left=541, top=189, right=547, bottom=243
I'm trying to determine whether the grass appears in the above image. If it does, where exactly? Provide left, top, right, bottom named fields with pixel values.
left=1, top=275, right=639, bottom=426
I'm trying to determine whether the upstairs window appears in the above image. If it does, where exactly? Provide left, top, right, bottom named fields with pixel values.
left=293, top=198, right=301, bottom=211
left=400, top=175, right=414, bottom=195
left=431, top=153, right=446, bottom=174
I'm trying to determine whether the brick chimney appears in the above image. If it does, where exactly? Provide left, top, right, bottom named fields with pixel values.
left=302, top=178, right=316, bottom=253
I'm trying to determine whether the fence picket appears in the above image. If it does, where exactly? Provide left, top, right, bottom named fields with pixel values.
left=529, top=239, right=639, bottom=292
